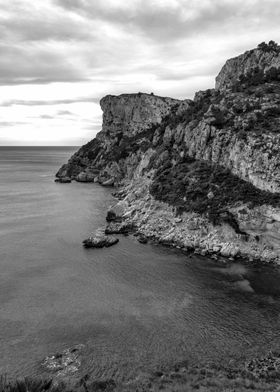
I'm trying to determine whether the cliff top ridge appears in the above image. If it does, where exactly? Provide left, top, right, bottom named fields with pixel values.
left=216, top=40, right=280, bottom=90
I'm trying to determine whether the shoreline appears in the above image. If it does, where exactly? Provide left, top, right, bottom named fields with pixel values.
left=97, top=179, right=280, bottom=266
left=62, top=175, right=280, bottom=266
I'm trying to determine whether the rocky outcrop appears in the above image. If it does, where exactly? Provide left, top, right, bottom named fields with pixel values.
left=56, top=93, right=182, bottom=184
left=83, top=229, right=119, bottom=248
left=57, top=42, right=280, bottom=262
left=216, top=41, right=280, bottom=90
left=100, top=93, right=182, bottom=139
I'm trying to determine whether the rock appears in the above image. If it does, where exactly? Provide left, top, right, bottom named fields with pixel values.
left=216, top=42, right=280, bottom=90
left=55, top=177, right=71, bottom=183
left=76, top=172, right=95, bottom=182
left=42, top=344, right=84, bottom=375
left=212, top=245, right=221, bottom=253
left=106, top=201, right=128, bottom=222
left=207, top=191, right=214, bottom=199
left=100, top=93, right=181, bottom=139
left=204, top=104, right=227, bottom=126
left=174, top=217, right=182, bottom=223
left=106, top=210, right=117, bottom=222
left=101, top=178, right=114, bottom=187
left=83, top=229, right=119, bottom=248
left=105, top=222, right=135, bottom=235
left=137, top=234, right=148, bottom=244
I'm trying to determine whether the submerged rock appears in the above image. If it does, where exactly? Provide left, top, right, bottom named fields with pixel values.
left=42, top=344, right=84, bottom=376
left=55, top=177, right=71, bottom=183
left=83, top=229, right=119, bottom=248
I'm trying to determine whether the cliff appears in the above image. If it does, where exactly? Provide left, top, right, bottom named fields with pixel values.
left=57, top=42, right=280, bottom=262
left=216, top=40, right=280, bottom=90
left=57, top=93, right=184, bottom=183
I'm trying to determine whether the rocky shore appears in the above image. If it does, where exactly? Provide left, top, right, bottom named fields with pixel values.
left=56, top=42, right=280, bottom=263
left=103, top=177, right=280, bottom=263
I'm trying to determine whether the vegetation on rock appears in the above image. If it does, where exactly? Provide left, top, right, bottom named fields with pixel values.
left=257, top=40, right=280, bottom=53
left=150, top=156, right=280, bottom=225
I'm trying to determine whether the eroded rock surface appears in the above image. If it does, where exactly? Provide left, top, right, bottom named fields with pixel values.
left=216, top=41, right=280, bottom=90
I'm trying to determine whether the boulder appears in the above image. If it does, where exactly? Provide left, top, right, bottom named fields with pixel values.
left=76, top=172, right=95, bottom=182
left=83, top=229, right=119, bottom=248
left=137, top=234, right=148, bottom=244
left=106, top=200, right=128, bottom=222
left=101, top=178, right=114, bottom=187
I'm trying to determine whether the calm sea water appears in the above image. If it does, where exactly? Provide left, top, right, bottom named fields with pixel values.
left=1, top=147, right=280, bottom=380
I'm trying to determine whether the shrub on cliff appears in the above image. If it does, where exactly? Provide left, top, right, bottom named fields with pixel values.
left=150, top=157, right=280, bottom=226
left=86, top=139, right=102, bottom=161
left=258, top=40, right=279, bottom=53
left=233, top=66, right=280, bottom=92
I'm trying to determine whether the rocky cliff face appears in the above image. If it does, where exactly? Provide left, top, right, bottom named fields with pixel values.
left=216, top=41, right=280, bottom=90
left=57, top=93, right=183, bottom=183
left=57, top=42, right=280, bottom=262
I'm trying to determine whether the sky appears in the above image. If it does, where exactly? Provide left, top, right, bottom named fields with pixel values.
left=0, top=0, right=280, bottom=146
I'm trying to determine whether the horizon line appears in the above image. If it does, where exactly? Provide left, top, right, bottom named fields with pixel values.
left=0, top=145, right=80, bottom=147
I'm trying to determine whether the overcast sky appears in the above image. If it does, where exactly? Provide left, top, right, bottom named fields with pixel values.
left=0, top=0, right=279, bottom=146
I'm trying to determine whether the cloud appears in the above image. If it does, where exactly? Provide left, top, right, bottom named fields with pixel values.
left=155, top=63, right=219, bottom=82
left=54, top=0, right=280, bottom=43
left=1, top=0, right=280, bottom=144
left=40, top=114, right=54, bottom=119
left=56, top=110, right=74, bottom=116
left=0, top=12, right=91, bottom=43
left=1, top=97, right=100, bottom=107
left=0, top=121, right=27, bottom=126
left=1, top=0, right=280, bottom=87
left=0, top=42, right=90, bottom=85
left=39, top=110, right=80, bottom=118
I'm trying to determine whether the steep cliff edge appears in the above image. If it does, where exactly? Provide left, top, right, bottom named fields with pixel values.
left=57, top=43, right=280, bottom=262
left=216, top=40, right=280, bottom=90
left=56, top=93, right=184, bottom=183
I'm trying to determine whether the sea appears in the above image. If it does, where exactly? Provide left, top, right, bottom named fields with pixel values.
left=1, top=146, right=280, bottom=380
